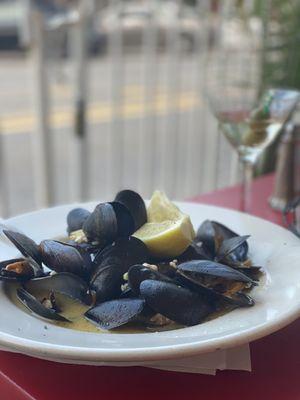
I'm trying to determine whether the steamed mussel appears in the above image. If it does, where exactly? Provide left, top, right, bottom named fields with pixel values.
left=1, top=230, right=44, bottom=281
left=0, top=189, right=262, bottom=331
left=67, top=208, right=91, bottom=235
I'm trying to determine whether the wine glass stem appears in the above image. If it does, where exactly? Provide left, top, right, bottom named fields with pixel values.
left=241, top=159, right=254, bottom=213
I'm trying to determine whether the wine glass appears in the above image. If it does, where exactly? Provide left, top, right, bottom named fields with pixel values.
left=206, top=1, right=300, bottom=212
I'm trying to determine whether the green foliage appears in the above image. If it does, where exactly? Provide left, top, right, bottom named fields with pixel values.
left=261, top=0, right=300, bottom=91
left=255, top=0, right=300, bottom=175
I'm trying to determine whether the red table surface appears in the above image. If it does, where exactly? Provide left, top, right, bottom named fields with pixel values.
left=1, top=174, right=299, bottom=400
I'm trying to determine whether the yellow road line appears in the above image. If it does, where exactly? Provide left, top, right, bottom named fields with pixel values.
left=0, top=91, right=201, bottom=135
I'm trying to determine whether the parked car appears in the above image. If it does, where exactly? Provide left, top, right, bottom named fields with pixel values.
left=0, top=0, right=29, bottom=49
left=96, top=1, right=201, bottom=53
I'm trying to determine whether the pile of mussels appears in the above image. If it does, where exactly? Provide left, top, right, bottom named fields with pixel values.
left=0, top=190, right=261, bottom=330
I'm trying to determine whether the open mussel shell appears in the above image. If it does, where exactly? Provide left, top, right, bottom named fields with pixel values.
left=85, top=298, right=146, bottom=330
left=110, top=202, right=135, bottom=237
left=114, top=189, right=147, bottom=231
left=3, top=230, right=42, bottom=266
left=155, top=262, right=177, bottom=278
left=127, top=264, right=174, bottom=295
left=119, top=287, right=135, bottom=299
left=64, top=242, right=93, bottom=272
left=82, top=202, right=135, bottom=245
left=90, top=237, right=149, bottom=303
left=90, top=263, right=123, bottom=303
left=17, top=287, right=70, bottom=322
left=195, top=220, right=216, bottom=257
left=221, top=291, right=255, bottom=307
left=140, top=280, right=214, bottom=326
left=40, top=240, right=90, bottom=279
left=26, top=272, right=92, bottom=305
left=177, top=260, right=256, bottom=285
left=176, top=269, right=255, bottom=307
left=67, top=208, right=91, bottom=234
left=237, top=266, right=262, bottom=281
left=93, top=237, right=149, bottom=273
left=65, top=241, right=98, bottom=254
left=196, top=221, right=249, bottom=262
left=177, top=242, right=212, bottom=263
left=0, top=258, right=35, bottom=282
left=215, top=235, right=250, bottom=263
left=175, top=271, right=219, bottom=299
left=212, top=221, right=249, bottom=262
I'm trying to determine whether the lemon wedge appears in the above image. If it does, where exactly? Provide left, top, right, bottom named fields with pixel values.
left=133, top=191, right=195, bottom=258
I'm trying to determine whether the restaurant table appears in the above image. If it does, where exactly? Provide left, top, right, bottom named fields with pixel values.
left=1, top=173, right=299, bottom=400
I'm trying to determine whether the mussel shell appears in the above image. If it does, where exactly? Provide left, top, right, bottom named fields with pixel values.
left=177, top=242, right=212, bottom=262
left=91, top=237, right=149, bottom=303
left=119, top=287, right=135, bottom=299
left=82, top=202, right=135, bottom=245
left=215, top=235, right=250, bottom=263
left=175, top=272, right=219, bottom=302
left=40, top=240, right=89, bottom=279
left=127, top=264, right=174, bottom=295
left=195, top=220, right=216, bottom=257
left=221, top=292, right=255, bottom=307
left=83, top=203, right=117, bottom=244
left=17, top=287, right=70, bottom=322
left=212, top=221, right=249, bottom=261
left=65, top=240, right=98, bottom=255
left=90, top=263, right=123, bottom=303
left=0, top=258, right=33, bottom=282
left=237, top=266, right=262, bottom=281
left=196, top=221, right=249, bottom=261
left=85, top=298, right=146, bottom=330
left=114, top=189, right=147, bottom=230
left=109, top=201, right=135, bottom=237
left=67, top=208, right=91, bottom=234
left=176, top=270, right=254, bottom=307
left=156, top=262, right=177, bottom=278
left=26, top=272, right=91, bottom=304
left=3, top=230, right=42, bottom=266
left=63, top=242, right=93, bottom=272
left=177, top=260, right=255, bottom=284
left=140, top=280, right=214, bottom=326
left=93, top=237, right=149, bottom=273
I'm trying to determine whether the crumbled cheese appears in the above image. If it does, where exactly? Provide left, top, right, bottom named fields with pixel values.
left=142, top=263, right=158, bottom=271
left=169, top=259, right=178, bottom=269
left=121, top=283, right=129, bottom=292
left=149, top=313, right=172, bottom=326
left=69, top=229, right=87, bottom=243
left=41, top=299, right=53, bottom=309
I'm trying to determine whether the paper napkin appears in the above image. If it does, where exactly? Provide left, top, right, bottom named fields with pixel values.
left=0, top=344, right=251, bottom=375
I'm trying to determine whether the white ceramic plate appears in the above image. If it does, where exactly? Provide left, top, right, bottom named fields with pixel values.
left=0, top=202, right=299, bottom=364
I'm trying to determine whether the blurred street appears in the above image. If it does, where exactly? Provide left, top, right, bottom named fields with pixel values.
left=0, top=53, right=224, bottom=216
left=0, top=56, right=201, bottom=134
left=1, top=85, right=200, bottom=134
left=0, top=0, right=253, bottom=217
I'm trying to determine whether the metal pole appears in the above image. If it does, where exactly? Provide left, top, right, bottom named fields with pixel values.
left=30, top=9, right=55, bottom=208
left=0, top=127, right=10, bottom=218
left=69, top=0, right=90, bottom=202
left=106, top=0, right=124, bottom=196
left=138, top=0, right=158, bottom=197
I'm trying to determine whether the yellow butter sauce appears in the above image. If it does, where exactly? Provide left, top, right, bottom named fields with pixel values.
left=4, top=283, right=182, bottom=333
left=4, top=268, right=263, bottom=334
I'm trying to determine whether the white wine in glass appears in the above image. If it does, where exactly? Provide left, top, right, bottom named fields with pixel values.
left=217, top=90, right=299, bottom=165
left=212, top=88, right=299, bottom=212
